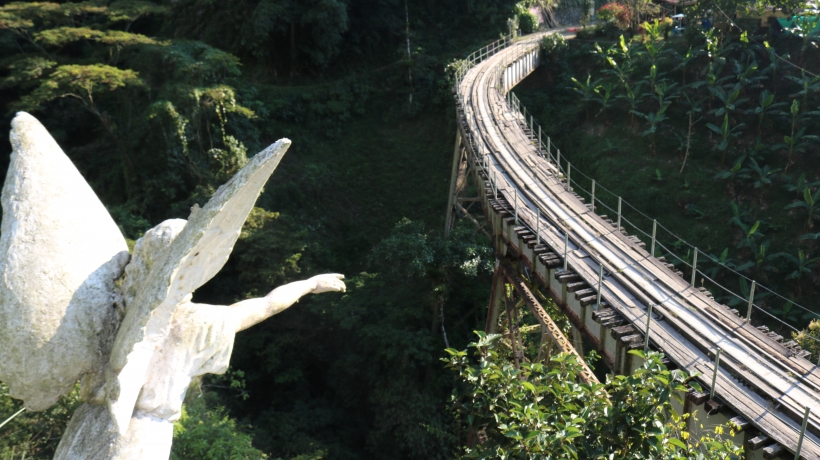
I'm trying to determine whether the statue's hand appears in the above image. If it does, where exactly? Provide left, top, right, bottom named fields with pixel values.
left=310, top=273, right=346, bottom=294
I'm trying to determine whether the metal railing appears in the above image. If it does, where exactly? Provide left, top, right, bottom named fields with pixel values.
left=453, top=31, right=819, bottom=457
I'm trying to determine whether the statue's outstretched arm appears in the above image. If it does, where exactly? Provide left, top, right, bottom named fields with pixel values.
left=232, top=274, right=345, bottom=332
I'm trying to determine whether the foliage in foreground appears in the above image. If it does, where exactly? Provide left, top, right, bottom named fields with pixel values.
left=171, top=386, right=268, bottom=460
left=0, top=383, right=81, bottom=459
left=445, top=333, right=743, bottom=459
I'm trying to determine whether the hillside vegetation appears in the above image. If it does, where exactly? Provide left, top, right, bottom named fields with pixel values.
left=517, top=15, right=820, bottom=340
left=0, top=0, right=814, bottom=458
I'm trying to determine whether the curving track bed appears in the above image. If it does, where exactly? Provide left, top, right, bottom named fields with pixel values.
left=457, top=30, right=820, bottom=458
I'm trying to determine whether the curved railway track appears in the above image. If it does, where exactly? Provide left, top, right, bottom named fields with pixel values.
left=455, top=30, right=820, bottom=458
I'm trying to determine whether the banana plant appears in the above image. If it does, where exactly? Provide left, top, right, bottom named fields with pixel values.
left=733, top=59, right=764, bottom=87
left=642, top=19, right=664, bottom=44
left=785, top=186, right=820, bottom=229
left=727, top=276, right=770, bottom=309
left=704, top=248, right=754, bottom=279
left=706, top=113, right=746, bottom=166
left=593, top=82, right=615, bottom=116
left=747, top=158, right=781, bottom=188
left=631, top=103, right=669, bottom=155
left=760, top=41, right=788, bottom=93
left=714, top=155, right=751, bottom=181
left=571, top=74, right=601, bottom=122
left=785, top=70, right=820, bottom=114
left=651, top=80, right=679, bottom=107
left=800, top=232, right=820, bottom=240
left=641, top=24, right=671, bottom=68
left=784, top=173, right=820, bottom=197
left=617, top=81, right=644, bottom=126
left=596, top=43, right=632, bottom=86
left=771, top=301, right=798, bottom=323
left=752, top=241, right=778, bottom=273
left=749, top=90, right=785, bottom=138
left=770, top=301, right=816, bottom=328
left=728, top=202, right=752, bottom=231
left=642, top=64, right=659, bottom=94
left=673, top=47, right=702, bottom=87
left=708, top=84, right=748, bottom=117
left=736, top=219, right=763, bottom=250
left=776, top=249, right=820, bottom=281
left=781, top=99, right=818, bottom=170
left=599, top=36, right=641, bottom=86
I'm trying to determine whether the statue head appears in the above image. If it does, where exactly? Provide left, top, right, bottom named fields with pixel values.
left=121, top=219, right=187, bottom=308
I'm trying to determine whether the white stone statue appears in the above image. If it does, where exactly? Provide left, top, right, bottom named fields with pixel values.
left=0, top=112, right=346, bottom=459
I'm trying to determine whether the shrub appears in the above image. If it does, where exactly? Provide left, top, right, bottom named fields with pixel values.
left=518, top=10, right=539, bottom=34
left=597, top=2, right=631, bottom=30
left=541, top=34, right=569, bottom=56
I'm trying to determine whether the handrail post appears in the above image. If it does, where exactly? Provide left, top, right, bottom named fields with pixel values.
left=710, top=348, right=722, bottom=400
left=651, top=219, right=657, bottom=257
left=591, top=179, right=596, bottom=213
left=563, top=233, right=569, bottom=271
left=596, top=264, right=604, bottom=309
left=796, top=406, right=811, bottom=460
left=514, top=189, right=519, bottom=224
left=745, top=280, right=756, bottom=322
left=556, top=149, right=561, bottom=172
left=547, top=137, right=551, bottom=160
left=566, top=163, right=571, bottom=191
left=691, top=247, right=699, bottom=286
left=617, top=197, right=622, bottom=232
left=536, top=208, right=540, bottom=245
left=643, top=303, right=654, bottom=354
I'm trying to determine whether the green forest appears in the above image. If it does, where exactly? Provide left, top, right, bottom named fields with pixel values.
left=0, top=0, right=818, bottom=458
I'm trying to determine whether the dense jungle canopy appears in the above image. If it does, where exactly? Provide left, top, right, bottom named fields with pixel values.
left=0, top=0, right=818, bottom=458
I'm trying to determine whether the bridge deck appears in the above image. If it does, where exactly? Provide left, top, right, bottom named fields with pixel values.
left=458, top=30, right=820, bottom=458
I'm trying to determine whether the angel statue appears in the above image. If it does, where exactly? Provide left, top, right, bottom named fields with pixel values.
left=0, top=112, right=346, bottom=459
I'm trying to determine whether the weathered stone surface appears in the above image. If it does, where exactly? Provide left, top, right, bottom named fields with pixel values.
left=105, top=138, right=292, bottom=433
left=0, top=112, right=129, bottom=411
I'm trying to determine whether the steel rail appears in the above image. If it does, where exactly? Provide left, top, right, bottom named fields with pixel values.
left=457, top=29, right=820, bottom=457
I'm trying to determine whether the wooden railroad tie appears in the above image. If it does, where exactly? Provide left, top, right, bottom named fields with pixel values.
left=747, top=435, right=770, bottom=451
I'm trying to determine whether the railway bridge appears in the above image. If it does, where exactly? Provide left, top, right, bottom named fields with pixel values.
left=444, top=29, right=820, bottom=459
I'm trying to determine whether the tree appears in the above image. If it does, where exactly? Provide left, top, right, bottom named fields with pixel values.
left=445, top=333, right=743, bottom=459
left=621, top=0, right=659, bottom=31
left=0, top=2, right=259, bottom=226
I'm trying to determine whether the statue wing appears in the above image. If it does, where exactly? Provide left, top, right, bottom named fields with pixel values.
left=106, top=139, right=291, bottom=433
left=0, top=112, right=129, bottom=411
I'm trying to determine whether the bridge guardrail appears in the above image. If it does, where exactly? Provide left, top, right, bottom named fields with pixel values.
left=454, top=30, right=820, bottom=456
left=453, top=33, right=820, bottom=359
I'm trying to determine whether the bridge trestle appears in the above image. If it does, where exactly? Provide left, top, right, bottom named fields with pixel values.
left=444, top=30, right=820, bottom=457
